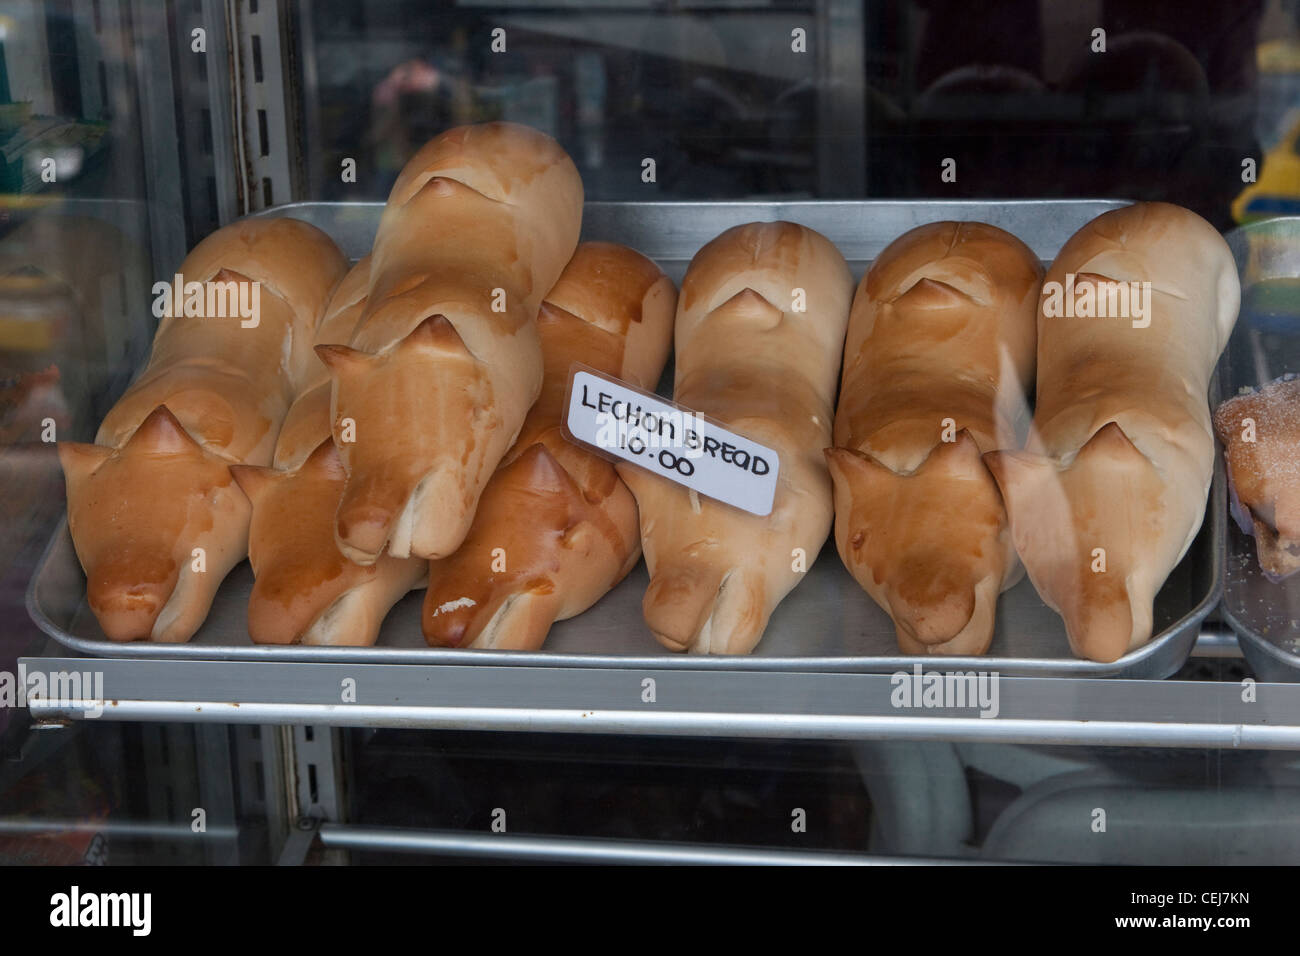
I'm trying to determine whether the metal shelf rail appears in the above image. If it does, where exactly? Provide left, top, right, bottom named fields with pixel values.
left=18, top=639, right=1299, bottom=750
left=311, top=824, right=982, bottom=865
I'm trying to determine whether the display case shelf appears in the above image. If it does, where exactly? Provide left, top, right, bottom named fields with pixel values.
left=18, top=629, right=1298, bottom=748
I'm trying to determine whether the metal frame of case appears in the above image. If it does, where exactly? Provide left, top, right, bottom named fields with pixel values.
left=16, top=638, right=1292, bottom=749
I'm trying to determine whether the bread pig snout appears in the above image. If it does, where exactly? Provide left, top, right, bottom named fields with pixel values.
left=827, top=431, right=1014, bottom=656
left=320, top=315, right=509, bottom=563
left=61, top=406, right=252, bottom=644
left=85, top=550, right=179, bottom=642
left=985, top=422, right=1170, bottom=663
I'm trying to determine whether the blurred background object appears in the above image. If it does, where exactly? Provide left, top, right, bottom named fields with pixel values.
left=291, top=0, right=1268, bottom=227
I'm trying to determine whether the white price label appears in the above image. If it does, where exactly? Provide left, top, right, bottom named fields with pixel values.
left=564, top=368, right=779, bottom=517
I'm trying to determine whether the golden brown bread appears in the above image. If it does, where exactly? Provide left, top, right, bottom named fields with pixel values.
left=985, top=202, right=1240, bottom=662
left=232, top=257, right=426, bottom=646
left=617, top=221, right=853, bottom=654
left=97, top=218, right=347, bottom=460
left=273, top=257, right=371, bottom=471
left=1213, top=376, right=1300, bottom=580
left=62, top=406, right=253, bottom=642
left=320, top=123, right=583, bottom=564
left=422, top=242, right=676, bottom=649
left=60, top=218, right=348, bottom=641
left=826, top=221, right=1042, bottom=656
left=232, top=440, right=426, bottom=645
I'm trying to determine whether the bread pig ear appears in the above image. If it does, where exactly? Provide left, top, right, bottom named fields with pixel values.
left=400, top=314, right=474, bottom=359
left=982, top=447, right=1056, bottom=504
left=300, top=437, right=347, bottom=481
left=1072, top=420, right=1149, bottom=469
left=916, top=429, right=986, bottom=476
left=715, top=288, right=783, bottom=329
left=506, top=442, right=577, bottom=499
left=825, top=446, right=894, bottom=497
left=124, top=406, right=203, bottom=455
left=891, top=276, right=973, bottom=310
left=314, top=342, right=372, bottom=378
left=58, top=441, right=114, bottom=483
left=982, top=447, right=1068, bottom=555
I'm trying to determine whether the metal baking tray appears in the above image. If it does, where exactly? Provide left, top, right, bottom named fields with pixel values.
left=27, top=199, right=1223, bottom=677
left=1216, top=217, right=1300, bottom=682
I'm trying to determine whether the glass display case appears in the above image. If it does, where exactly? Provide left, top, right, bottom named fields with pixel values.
left=1, top=0, right=1299, bottom=875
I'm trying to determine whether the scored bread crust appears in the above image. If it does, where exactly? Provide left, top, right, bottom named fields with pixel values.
left=320, top=122, right=584, bottom=564
left=59, top=218, right=348, bottom=642
left=422, top=242, right=677, bottom=650
left=617, top=221, right=853, bottom=655
left=827, top=221, right=1042, bottom=656
left=984, top=202, right=1240, bottom=663
left=272, top=256, right=372, bottom=472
